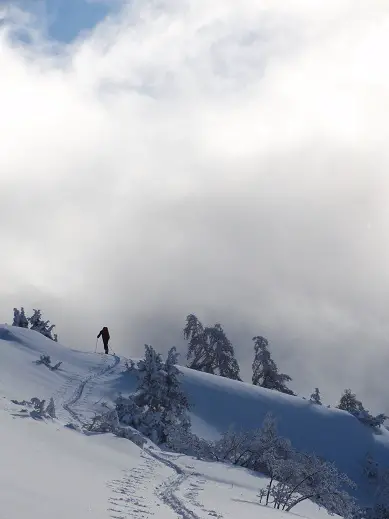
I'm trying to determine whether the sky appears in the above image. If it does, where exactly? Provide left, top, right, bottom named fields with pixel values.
left=1, top=0, right=389, bottom=413
left=2, top=0, right=112, bottom=42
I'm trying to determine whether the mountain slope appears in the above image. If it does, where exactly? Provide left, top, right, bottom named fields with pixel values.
left=180, top=366, right=389, bottom=503
left=0, top=323, right=387, bottom=516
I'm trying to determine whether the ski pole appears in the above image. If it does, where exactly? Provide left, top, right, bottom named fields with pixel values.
left=95, top=337, right=98, bottom=353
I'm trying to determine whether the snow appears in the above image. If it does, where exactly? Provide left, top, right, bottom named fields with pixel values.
left=0, top=323, right=386, bottom=518
left=179, top=365, right=389, bottom=503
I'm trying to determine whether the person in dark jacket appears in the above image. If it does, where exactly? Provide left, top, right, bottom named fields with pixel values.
left=97, top=326, right=110, bottom=354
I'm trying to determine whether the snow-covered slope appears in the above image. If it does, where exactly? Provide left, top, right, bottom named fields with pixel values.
left=0, top=324, right=386, bottom=518
left=180, top=366, right=389, bottom=503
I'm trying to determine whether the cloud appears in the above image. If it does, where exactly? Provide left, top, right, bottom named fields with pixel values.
left=1, top=0, right=389, bottom=412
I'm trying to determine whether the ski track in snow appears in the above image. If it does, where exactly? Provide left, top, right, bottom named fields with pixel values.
left=52, top=353, right=213, bottom=518
left=107, top=448, right=205, bottom=519
left=30, top=345, right=221, bottom=519
left=60, top=354, right=120, bottom=425
left=107, top=451, right=161, bottom=519
left=157, top=472, right=199, bottom=519
left=148, top=449, right=223, bottom=519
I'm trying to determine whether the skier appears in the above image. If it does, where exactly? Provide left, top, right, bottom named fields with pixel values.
left=97, top=326, right=110, bottom=354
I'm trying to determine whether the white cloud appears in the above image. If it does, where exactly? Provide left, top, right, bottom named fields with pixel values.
left=1, top=0, right=389, bottom=411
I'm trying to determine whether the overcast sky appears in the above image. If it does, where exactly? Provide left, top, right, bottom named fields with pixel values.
left=1, top=0, right=389, bottom=412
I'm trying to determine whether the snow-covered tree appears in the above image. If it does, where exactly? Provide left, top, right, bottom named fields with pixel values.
left=337, top=389, right=364, bottom=414
left=164, top=426, right=213, bottom=458
left=12, top=307, right=29, bottom=328
left=184, top=314, right=241, bottom=380
left=163, top=347, right=191, bottom=434
left=337, top=389, right=387, bottom=429
left=207, top=324, right=241, bottom=380
left=310, top=388, right=322, bottom=405
left=85, top=409, right=120, bottom=433
left=184, top=314, right=213, bottom=372
left=355, top=409, right=387, bottom=428
left=186, top=411, right=356, bottom=519
left=212, top=414, right=292, bottom=474
left=28, top=309, right=44, bottom=331
left=161, top=412, right=292, bottom=469
left=252, top=336, right=271, bottom=385
left=11, top=307, right=58, bottom=340
left=262, top=449, right=357, bottom=518
left=35, top=354, right=62, bottom=371
left=116, top=345, right=191, bottom=445
left=252, top=336, right=294, bottom=395
left=28, top=309, right=57, bottom=341
left=135, top=344, right=165, bottom=412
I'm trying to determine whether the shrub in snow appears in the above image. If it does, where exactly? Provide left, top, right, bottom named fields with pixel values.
left=363, top=452, right=379, bottom=480
left=82, top=408, right=146, bottom=447
left=165, top=413, right=292, bottom=473
left=35, top=354, right=62, bottom=371
left=29, top=309, right=57, bottom=341
left=310, top=388, right=322, bottom=405
left=164, top=425, right=214, bottom=458
left=114, top=425, right=146, bottom=448
left=12, top=307, right=29, bottom=328
left=163, top=411, right=358, bottom=519
left=252, top=336, right=294, bottom=395
left=29, top=397, right=46, bottom=418
left=260, top=449, right=357, bottom=518
left=337, top=389, right=387, bottom=429
left=117, top=345, right=191, bottom=445
left=356, top=410, right=387, bottom=429
left=11, top=307, right=58, bottom=340
left=11, top=397, right=56, bottom=420
left=184, top=314, right=241, bottom=380
left=84, top=409, right=120, bottom=433
left=65, top=423, right=81, bottom=431
left=45, top=397, right=56, bottom=418
left=207, top=414, right=293, bottom=474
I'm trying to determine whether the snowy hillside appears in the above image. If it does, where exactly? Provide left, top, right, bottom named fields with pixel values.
left=0, top=324, right=387, bottom=518
left=180, top=367, right=389, bottom=503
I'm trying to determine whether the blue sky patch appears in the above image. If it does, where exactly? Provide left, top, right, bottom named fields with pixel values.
left=7, top=0, right=117, bottom=43
left=46, top=0, right=112, bottom=42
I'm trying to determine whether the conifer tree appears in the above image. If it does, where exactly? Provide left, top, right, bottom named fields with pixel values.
left=310, top=387, right=322, bottom=405
left=184, top=314, right=241, bottom=380
left=252, top=336, right=294, bottom=395
left=207, top=323, right=241, bottom=380
left=12, top=307, right=29, bottom=328
left=184, top=314, right=213, bottom=372
left=28, top=309, right=57, bottom=341
left=337, top=389, right=364, bottom=414
left=117, top=345, right=191, bottom=444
